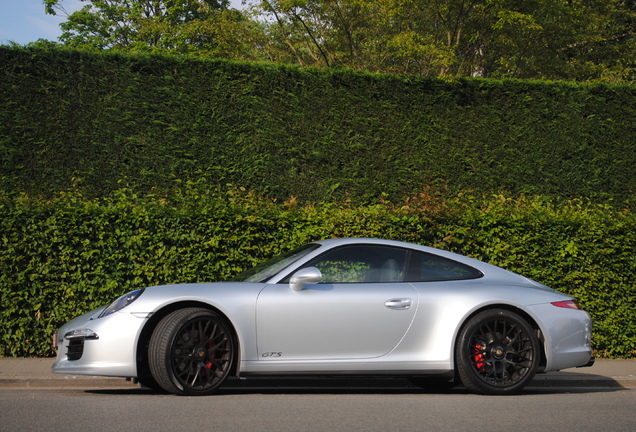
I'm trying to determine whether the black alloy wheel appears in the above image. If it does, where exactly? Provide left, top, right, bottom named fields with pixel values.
left=149, top=308, right=235, bottom=395
left=456, top=309, right=540, bottom=395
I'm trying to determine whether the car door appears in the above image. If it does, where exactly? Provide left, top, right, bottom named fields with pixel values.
left=256, top=244, right=418, bottom=360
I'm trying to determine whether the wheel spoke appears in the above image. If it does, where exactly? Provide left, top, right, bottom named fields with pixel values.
left=189, top=364, right=203, bottom=387
left=204, top=323, right=218, bottom=344
left=199, top=320, right=211, bottom=344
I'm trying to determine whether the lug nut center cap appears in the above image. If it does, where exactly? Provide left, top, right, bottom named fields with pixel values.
left=492, top=345, right=506, bottom=360
left=193, top=347, right=207, bottom=360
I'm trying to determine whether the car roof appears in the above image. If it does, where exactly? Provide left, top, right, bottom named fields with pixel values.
left=310, top=237, right=468, bottom=261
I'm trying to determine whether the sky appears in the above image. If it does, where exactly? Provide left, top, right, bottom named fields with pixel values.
left=0, top=0, right=85, bottom=45
left=0, top=0, right=245, bottom=46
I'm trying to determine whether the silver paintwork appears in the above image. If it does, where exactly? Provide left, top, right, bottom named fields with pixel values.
left=52, top=238, right=593, bottom=380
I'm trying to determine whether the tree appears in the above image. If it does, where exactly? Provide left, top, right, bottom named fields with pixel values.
left=44, top=0, right=636, bottom=82
left=252, top=0, right=371, bottom=67
left=44, top=0, right=265, bottom=59
left=251, top=0, right=636, bottom=81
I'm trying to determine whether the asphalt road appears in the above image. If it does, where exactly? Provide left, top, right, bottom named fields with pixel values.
left=1, top=385, right=634, bottom=432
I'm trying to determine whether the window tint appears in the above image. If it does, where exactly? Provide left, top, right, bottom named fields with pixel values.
left=234, top=243, right=321, bottom=282
left=406, top=251, right=482, bottom=281
left=303, top=245, right=408, bottom=283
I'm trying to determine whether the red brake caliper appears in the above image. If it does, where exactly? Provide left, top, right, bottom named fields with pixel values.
left=473, top=344, right=486, bottom=372
left=205, top=341, right=215, bottom=371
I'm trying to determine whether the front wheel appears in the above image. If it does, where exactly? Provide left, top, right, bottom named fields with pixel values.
left=456, top=309, right=540, bottom=395
left=148, top=308, right=235, bottom=395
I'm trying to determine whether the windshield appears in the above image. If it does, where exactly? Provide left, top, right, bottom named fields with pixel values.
left=233, top=243, right=321, bottom=282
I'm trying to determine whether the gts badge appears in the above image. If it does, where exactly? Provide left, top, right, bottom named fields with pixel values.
left=261, top=352, right=282, bottom=358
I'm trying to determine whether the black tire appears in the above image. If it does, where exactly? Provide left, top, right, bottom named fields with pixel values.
left=456, top=309, right=539, bottom=395
left=148, top=308, right=235, bottom=396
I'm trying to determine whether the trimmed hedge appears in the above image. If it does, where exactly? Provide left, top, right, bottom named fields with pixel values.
left=1, top=187, right=634, bottom=358
left=1, top=46, right=634, bottom=359
left=1, top=46, right=636, bottom=204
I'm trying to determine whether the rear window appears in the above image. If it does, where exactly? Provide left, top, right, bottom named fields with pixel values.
left=406, top=251, right=482, bottom=282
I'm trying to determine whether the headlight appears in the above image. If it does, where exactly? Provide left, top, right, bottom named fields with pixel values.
left=98, top=288, right=145, bottom=318
left=64, top=329, right=99, bottom=340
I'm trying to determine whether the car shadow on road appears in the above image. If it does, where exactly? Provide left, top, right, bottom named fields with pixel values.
left=85, top=375, right=627, bottom=397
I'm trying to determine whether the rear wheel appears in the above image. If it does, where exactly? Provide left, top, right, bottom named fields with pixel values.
left=456, top=309, right=539, bottom=395
left=148, top=308, right=235, bottom=395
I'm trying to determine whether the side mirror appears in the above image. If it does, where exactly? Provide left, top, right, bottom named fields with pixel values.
left=289, top=267, right=322, bottom=291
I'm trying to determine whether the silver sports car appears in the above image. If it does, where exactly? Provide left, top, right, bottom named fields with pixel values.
left=52, top=238, right=594, bottom=395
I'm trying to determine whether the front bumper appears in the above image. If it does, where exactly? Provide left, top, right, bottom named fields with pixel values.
left=52, top=307, right=148, bottom=378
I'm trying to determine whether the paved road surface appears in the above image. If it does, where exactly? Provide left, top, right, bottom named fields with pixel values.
left=0, top=386, right=634, bottom=432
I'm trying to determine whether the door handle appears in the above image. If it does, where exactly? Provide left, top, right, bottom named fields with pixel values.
left=384, top=298, right=412, bottom=310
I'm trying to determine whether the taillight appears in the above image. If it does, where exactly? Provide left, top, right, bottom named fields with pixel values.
left=551, top=300, right=581, bottom=310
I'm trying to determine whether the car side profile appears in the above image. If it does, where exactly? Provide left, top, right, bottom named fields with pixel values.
left=53, top=238, right=594, bottom=395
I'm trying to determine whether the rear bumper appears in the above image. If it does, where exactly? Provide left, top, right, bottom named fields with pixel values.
left=526, top=303, right=593, bottom=372
left=577, top=356, right=595, bottom=368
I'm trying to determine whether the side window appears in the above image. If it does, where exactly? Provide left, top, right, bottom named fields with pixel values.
left=304, top=245, right=408, bottom=283
left=406, top=251, right=482, bottom=282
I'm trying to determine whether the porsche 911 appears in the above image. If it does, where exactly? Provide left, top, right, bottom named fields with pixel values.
left=52, top=238, right=594, bottom=395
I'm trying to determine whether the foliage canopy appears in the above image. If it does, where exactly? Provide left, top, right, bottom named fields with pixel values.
left=40, top=0, right=636, bottom=83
